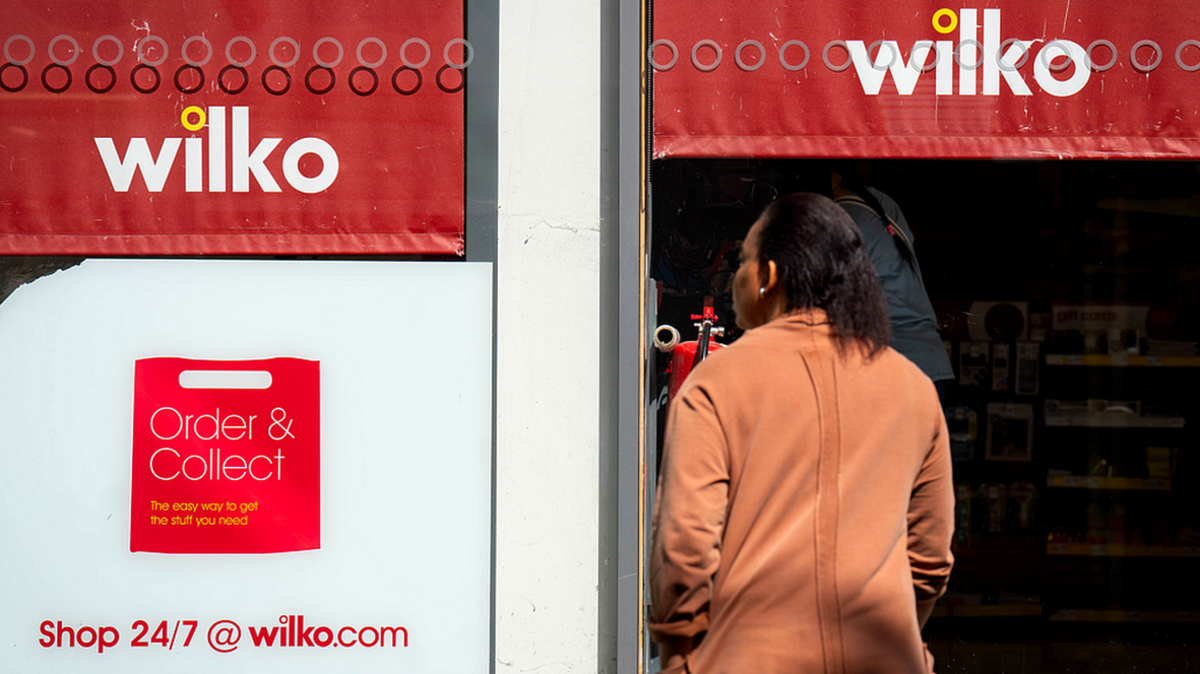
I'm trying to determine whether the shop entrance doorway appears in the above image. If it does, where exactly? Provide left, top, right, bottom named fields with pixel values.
left=645, top=157, right=1200, bottom=672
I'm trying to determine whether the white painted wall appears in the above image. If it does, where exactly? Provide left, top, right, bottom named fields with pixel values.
left=495, top=0, right=602, bottom=670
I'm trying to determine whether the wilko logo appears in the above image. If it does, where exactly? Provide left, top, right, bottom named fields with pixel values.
left=844, top=8, right=1090, bottom=98
left=94, top=106, right=338, bottom=194
left=247, top=616, right=409, bottom=650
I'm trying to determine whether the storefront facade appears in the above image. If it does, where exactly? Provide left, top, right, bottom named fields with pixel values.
left=642, top=1, right=1200, bottom=671
left=0, top=0, right=633, bottom=672
left=3, top=0, right=1197, bottom=673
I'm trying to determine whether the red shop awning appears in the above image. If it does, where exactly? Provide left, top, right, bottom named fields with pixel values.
left=652, top=1, right=1200, bottom=159
left=0, top=1, right=466, bottom=256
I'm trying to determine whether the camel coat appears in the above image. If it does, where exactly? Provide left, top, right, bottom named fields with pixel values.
left=650, top=311, right=954, bottom=674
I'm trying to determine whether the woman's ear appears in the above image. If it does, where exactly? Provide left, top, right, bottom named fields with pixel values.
left=763, top=259, right=780, bottom=296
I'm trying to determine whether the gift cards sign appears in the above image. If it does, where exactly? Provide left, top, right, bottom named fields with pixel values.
left=131, top=357, right=320, bottom=554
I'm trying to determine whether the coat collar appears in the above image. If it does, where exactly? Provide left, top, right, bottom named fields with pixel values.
left=769, top=307, right=832, bottom=330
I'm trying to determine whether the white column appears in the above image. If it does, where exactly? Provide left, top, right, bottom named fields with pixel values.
left=496, top=0, right=602, bottom=670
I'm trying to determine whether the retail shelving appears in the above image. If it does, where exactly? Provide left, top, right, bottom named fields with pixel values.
left=931, top=605, right=1042, bottom=618
left=1049, top=609, right=1199, bottom=623
left=1045, top=476, right=1171, bottom=490
left=1043, top=415, right=1185, bottom=428
left=1045, top=543, right=1198, bottom=558
left=1044, top=354, right=1200, bottom=367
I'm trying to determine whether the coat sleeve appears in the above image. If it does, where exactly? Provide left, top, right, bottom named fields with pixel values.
left=648, top=379, right=731, bottom=647
left=907, top=391, right=955, bottom=626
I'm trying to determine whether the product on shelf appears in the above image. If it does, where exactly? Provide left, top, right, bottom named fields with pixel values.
left=992, top=343, right=1011, bottom=392
left=1146, top=447, right=1173, bottom=478
left=946, top=406, right=977, bottom=462
left=1008, top=482, right=1037, bottom=532
left=1028, top=313, right=1050, bottom=342
left=1015, top=342, right=1040, bottom=395
left=985, top=403, right=1034, bottom=462
left=1143, top=338, right=1197, bottom=357
left=954, top=484, right=971, bottom=547
left=1043, top=399, right=1184, bottom=428
left=959, top=342, right=990, bottom=388
left=980, top=483, right=1008, bottom=533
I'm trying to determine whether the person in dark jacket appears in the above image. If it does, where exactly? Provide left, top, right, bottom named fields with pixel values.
left=832, top=167, right=954, bottom=398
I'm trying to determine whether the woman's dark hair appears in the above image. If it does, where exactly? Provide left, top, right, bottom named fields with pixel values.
left=756, top=192, right=891, bottom=358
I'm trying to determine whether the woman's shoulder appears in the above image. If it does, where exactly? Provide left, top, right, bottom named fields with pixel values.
left=678, top=325, right=787, bottom=388
left=856, top=345, right=943, bottom=407
left=680, top=331, right=940, bottom=418
left=684, top=318, right=831, bottom=382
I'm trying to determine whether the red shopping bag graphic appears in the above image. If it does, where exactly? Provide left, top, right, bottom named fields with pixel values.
left=131, top=358, right=320, bottom=554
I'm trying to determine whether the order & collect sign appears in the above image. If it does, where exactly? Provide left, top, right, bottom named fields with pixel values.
left=131, top=357, right=320, bottom=554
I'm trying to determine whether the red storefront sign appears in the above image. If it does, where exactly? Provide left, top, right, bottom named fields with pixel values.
left=131, top=358, right=320, bottom=554
left=0, top=2, right=465, bottom=255
left=653, top=1, right=1200, bottom=159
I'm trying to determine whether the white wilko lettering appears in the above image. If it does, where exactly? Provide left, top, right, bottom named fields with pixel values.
left=95, top=107, right=339, bottom=194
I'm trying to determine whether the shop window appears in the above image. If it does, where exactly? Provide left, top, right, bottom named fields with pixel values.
left=648, top=158, right=1200, bottom=672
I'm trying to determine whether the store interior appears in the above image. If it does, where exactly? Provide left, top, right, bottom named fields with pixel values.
left=648, top=158, right=1200, bottom=672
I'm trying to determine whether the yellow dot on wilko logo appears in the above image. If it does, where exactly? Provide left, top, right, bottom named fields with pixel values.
left=181, top=105, right=206, bottom=131
left=933, top=9, right=958, bottom=34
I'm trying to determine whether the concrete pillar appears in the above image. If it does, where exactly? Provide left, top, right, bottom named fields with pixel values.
left=495, top=0, right=603, bottom=670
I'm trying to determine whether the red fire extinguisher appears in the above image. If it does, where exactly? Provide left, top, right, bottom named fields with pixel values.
left=655, top=302, right=725, bottom=405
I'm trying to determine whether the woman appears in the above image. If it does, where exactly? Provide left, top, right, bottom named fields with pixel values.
left=649, top=193, right=954, bottom=674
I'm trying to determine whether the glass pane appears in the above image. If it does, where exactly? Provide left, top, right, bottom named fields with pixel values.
left=648, top=158, right=1200, bottom=672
